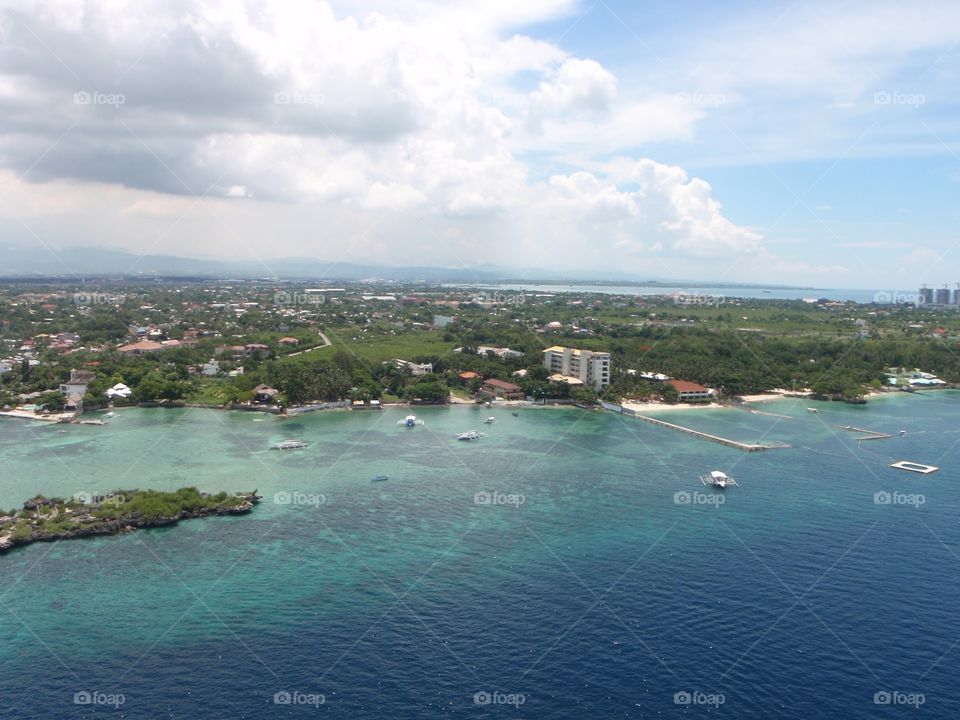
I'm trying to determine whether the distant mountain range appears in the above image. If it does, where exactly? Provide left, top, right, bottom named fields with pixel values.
left=0, top=245, right=816, bottom=289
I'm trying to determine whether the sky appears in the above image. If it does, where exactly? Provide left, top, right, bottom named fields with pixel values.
left=0, top=0, right=959, bottom=288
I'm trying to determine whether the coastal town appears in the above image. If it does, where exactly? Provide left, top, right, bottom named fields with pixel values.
left=0, top=280, right=957, bottom=423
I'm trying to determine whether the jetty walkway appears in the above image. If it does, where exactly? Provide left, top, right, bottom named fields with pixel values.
left=632, top=414, right=790, bottom=452
left=841, top=425, right=892, bottom=441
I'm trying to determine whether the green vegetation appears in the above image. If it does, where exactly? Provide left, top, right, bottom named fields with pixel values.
left=0, top=488, right=259, bottom=553
left=92, top=487, right=247, bottom=520
left=2, top=280, right=959, bottom=412
left=302, top=331, right=454, bottom=365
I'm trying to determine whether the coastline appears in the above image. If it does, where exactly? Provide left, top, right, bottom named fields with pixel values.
left=738, top=393, right=790, bottom=403
left=0, top=408, right=77, bottom=422
left=6, top=386, right=944, bottom=429
left=622, top=400, right=725, bottom=413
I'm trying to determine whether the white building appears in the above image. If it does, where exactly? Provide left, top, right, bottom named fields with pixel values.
left=477, top=346, right=524, bottom=359
left=543, top=346, right=611, bottom=391
left=393, top=359, right=433, bottom=376
left=60, top=369, right=96, bottom=399
left=106, top=383, right=132, bottom=399
left=884, top=368, right=947, bottom=387
left=202, top=359, right=220, bottom=376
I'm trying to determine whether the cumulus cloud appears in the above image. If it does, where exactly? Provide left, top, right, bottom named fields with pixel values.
left=547, top=160, right=761, bottom=256
left=0, top=0, right=761, bottom=275
left=531, top=58, right=618, bottom=114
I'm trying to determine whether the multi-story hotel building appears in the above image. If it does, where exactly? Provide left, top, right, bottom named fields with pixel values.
left=543, top=346, right=611, bottom=391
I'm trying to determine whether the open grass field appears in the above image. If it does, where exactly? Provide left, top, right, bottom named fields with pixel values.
left=285, top=329, right=457, bottom=367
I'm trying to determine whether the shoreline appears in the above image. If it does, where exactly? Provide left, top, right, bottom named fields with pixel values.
left=6, top=386, right=948, bottom=427
left=0, top=408, right=77, bottom=423
left=621, top=400, right=726, bottom=413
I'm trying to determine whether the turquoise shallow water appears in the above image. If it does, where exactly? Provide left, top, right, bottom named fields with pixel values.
left=1, top=396, right=959, bottom=717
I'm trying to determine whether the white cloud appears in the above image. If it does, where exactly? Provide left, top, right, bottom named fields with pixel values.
left=546, top=160, right=761, bottom=257
left=0, top=0, right=766, bottom=278
left=531, top=58, right=618, bottom=115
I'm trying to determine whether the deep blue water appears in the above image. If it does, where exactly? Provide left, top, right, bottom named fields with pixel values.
left=1, top=395, right=959, bottom=717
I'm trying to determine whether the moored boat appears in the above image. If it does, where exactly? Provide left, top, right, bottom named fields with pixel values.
left=272, top=440, right=308, bottom=450
left=699, top=470, right=738, bottom=488
left=456, top=431, right=485, bottom=441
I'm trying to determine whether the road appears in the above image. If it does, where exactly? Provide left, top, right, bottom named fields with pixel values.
left=285, top=330, right=331, bottom=357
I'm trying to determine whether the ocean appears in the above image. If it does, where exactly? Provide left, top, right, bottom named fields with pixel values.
left=0, top=395, right=958, bottom=718
left=445, top=282, right=891, bottom=303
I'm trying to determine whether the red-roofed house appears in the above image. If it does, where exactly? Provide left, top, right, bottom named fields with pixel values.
left=117, top=340, right=164, bottom=356
left=666, top=380, right=713, bottom=403
left=480, top=378, right=524, bottom=400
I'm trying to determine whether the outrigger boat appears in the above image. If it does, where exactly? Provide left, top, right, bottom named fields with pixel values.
left=398, top=415, right=424, bottom=427
left=272, top=440, right=308, bottom=450
left=699, top=470, right=738, bottom=489
left=484, top=416, right=496, bottom=424
left=456, top=431, right=485, bottom=441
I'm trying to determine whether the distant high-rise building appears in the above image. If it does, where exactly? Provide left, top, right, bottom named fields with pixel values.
left=920, top=286, right=934, bottom=305
left=935, top=287, right=951, bottom=305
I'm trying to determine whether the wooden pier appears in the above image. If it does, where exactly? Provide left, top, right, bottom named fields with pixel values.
left=633, top=414, right=790, bottom=452
left=841, top=426, right=892, bottom=441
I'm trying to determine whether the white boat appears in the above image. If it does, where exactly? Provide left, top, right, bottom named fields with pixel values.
left=456, top=431, right=485, bottom=441
left=807, top=407, right=818, bottom=413
left=484, top=416, right=496, bottom=424
left=699, top=470, right=738, bottom=488
left=272, top=440, right=307, bottom=450
left=398, top=414, right=423, bottom=427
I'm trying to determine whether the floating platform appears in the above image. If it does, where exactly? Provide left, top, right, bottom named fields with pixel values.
left=633, top=414, right=789, bottom=452
left=890, top=460, right=939, bottom=474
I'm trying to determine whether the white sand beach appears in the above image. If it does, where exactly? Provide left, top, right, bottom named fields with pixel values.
left=621, top=400, right=725, bottom=413
left=737, top=393, right=786, bottom=403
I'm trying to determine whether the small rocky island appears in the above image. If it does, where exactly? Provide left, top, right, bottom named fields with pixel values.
left=0, top=487, right=260, bottom=553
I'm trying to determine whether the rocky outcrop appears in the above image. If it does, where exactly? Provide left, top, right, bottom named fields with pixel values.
left=0, top=490, right=260, bottom=554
